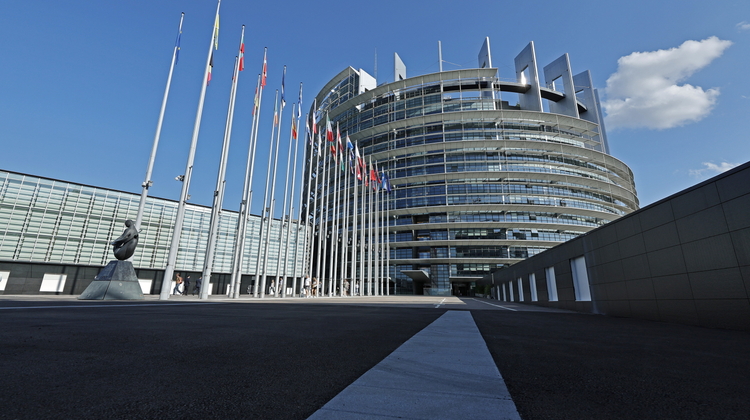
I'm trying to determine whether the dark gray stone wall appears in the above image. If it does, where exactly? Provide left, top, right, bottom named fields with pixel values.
left=486, top=162, right=750, bottom=331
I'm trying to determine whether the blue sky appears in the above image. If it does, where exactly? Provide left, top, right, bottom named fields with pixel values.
left=1, top=0, right=748, bottom=216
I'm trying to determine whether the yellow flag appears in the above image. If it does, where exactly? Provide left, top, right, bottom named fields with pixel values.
left=214, top=15, right=220, bottom=50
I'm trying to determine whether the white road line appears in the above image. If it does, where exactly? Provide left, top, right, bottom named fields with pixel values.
left=471, top=298, right=518, bottom=311
left=308, top=310, right=522, bottom=420
left=434, top=298, right=446, bottom=308
left=0, top=302, right=228, bottom=310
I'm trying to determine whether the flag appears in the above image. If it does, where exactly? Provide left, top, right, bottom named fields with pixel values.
left=291, top=116, right=298, bottom=140
left=370, top=161, right=379, bottom=190
left=253, top=86, right=259, bottom=115
left=213, top=14, right=220, bottom=50
left=317, top=131, right=322, bottom=157
left=337, top=128, right=345, bottom=171
left=381, top=170, right=391, bottom=192
left=238, top=31, right=245, bottom=71
left=175, top=18, right=182, bottom=64
left=349, top=148, right=355, bottom=174
left=273, top=93, right=279, bottom=126
left=326, top=114, right=334, bottom=142
left=297, top=84, right=302, bottom=120
left=207, top=52, right=214, bottom=85
left=311, top=99, right=318, bottom=134
left=346, top=136, right=353, bottom=150
left=305, top=117, right=311, bottom=145
left=280, top=66, right=286, bottom=108
left=355, top=144, right=362, bottom=181
left=261, top=50, right=268, bottom=87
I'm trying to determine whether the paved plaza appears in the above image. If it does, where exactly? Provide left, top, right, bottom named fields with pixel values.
left=0, top=295, right=748, bottom=419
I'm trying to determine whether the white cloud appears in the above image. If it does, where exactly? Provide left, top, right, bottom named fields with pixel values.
left=689, top=161, right=740, bottom=177
left=737, top=21, right=750, bottom=31
left=603, top=37, right=732, bottom=130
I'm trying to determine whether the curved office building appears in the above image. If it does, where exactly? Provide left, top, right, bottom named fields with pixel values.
left=308, top=39, right=638, bottom=296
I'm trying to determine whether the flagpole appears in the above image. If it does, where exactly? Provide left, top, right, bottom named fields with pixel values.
left=385, top=171, right=396, bottom=296
left=379, top=177, right=385, bottom=296
left=333, top=140, right=342, bottom=296
left=260, top=70, right=287, bottom=298
left=253, top=90, right=279, bottom=297
left=311, top=131, right=322, bottom=295
left=229, top=73, right=260, bottom=299
left=359, top=149, right=367, bottom=296
left=328, top=126, right=341, bottom=296
left=201, top=54, right=239, bottom=298
left=320, top=151, right=331, bottom=297
left=314, top=135, right=328, bottom=297
left=283, top=88, right=302, bottom=297
left=135, top=12, right=184, bottom=232
left=160, top=0, right=220, bottom=300
left=293, top=112, right=312, bottom=297
left=340, top=141, right=351, bottom=296
left=351, top=147, right=359, bottom=296
left=275, top=101, right=295, bottom=297
left=374, top=167, right=380, bottom=296
left=229, top=48, right=267, bottom=299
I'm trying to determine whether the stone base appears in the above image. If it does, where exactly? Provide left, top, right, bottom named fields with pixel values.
left=78, top=260, right=144, bottom=300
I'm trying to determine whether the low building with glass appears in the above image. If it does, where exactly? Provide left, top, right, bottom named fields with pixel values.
left=308, top=39, right=638, bottom=296
left=0, top=169, right=308, bottom=295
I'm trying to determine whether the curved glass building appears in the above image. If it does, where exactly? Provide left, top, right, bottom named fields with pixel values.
left=307, top=39, right=638, bottom=296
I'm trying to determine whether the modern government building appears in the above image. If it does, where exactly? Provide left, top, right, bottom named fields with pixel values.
left=0, top=38, right=638, bottom=296
left=309, top=38, right=638, bottom=296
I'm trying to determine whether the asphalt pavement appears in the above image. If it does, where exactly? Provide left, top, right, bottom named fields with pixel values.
left=0, top=295, right=747, bottom=419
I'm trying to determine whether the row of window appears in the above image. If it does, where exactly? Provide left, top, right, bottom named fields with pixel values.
left=0, top=171, right=308, bottom=275
left=389, top=227, right=583, bottom=243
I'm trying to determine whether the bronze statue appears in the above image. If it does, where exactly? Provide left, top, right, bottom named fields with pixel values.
left=111, top=220, right=139, bottom=260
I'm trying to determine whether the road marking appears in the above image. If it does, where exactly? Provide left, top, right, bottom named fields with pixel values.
left=434, top=298, right=446, bottom=308
left=0, top=302, right=228, bottom=310
left=308, top=310, right=522, bottom=420
left=471, top=298, right=518, bottom=311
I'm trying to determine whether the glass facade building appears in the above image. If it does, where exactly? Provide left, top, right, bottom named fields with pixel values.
left=307, top=40, right=638, bottom=296
left=0, top=169, right=309, bottom=295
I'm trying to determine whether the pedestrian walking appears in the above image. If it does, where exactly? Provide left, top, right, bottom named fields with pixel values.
left=312, top=277, right=318, bottom=297
left=173, top=273, right=183, bottom=295
left=303, top=275, right=311, bottom=298
left=184, top=275, right=191, bottom=295
left=193, top=277, right=202, bottom=296
left=269, top=279, right=276, bottom=296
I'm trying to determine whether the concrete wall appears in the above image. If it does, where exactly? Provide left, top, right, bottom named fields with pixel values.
left=485, top=162, right=750, bottom=331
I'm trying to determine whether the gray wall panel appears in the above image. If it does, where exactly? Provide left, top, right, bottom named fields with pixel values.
left=716, top=167, right=750, bottom=201
left=681, top=234, right=737, bottom=272
left=722, top=194, right=750, bottom=231
left=615, top=214, right=642, bottom=240
left=671, top=183, right=720, bottom=219
left=688, top=267, right=747, bottom=299
left=626, top=278, right=656, bottom=300
left=652, top=274, right=694, bottom=300
left=675, top=205, right=728, bottom=243
left=730, top=228, right=750, bottom=266
left=621, top=254, right=649, bottom=281
left=647, top=246, right=687, bottom=277
left=618, top=234, right=646, bottom=259
left=643, top=222, right=680, bottom=252
left=639, top=202, right=674, bottom=231
left=484, top=161, right=750, bottom=330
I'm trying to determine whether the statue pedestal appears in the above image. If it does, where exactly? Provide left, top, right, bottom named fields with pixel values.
left=78, top=260, right=144, bottom=300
